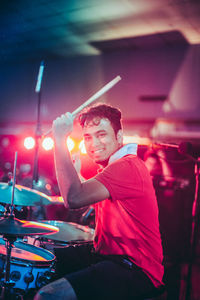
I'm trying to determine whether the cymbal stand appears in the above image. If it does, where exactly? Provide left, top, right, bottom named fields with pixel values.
left=3, top=152, right=18, bottom=219
left=0, top=152, right=18, bottom=299
left=0, top=236, right=17, bottom=300
left=185, top=157, right=200, bottom=300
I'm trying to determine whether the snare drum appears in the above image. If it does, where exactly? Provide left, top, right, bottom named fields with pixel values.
left=0, top=238, right=55, bottom=292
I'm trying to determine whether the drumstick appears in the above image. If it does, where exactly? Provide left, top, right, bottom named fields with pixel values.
left=72, top=75, right=121, bottom=116
left=44, top=75, right=121, bottom=136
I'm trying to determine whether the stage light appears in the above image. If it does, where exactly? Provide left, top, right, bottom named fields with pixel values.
left=79, top=140, right=86, bottom=154
left=42, top=137, right=54, bottom=151
left=67, top=137, right=75, bottom=152
left=123, top=135, right=150, bottom=145
left=24, top=137, right=35, bottom=150
left=45, top=183, right=52, bottom=191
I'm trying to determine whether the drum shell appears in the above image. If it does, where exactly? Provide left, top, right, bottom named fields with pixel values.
left=0, top=239, right=55, bottom=291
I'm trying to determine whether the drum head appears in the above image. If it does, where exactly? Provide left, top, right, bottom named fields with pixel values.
left=0, top=238, right=55, bottom=263
left=39, top=221, right=94, bottom=243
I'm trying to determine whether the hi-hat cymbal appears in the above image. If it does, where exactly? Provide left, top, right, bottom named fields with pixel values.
left=0, top=217, right=59, bottom=236
left=0, top=182, right=52, bottom=206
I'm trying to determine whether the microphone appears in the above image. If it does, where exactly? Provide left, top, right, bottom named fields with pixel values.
left=35, top=61, right=44, bottom=93
left=178, top=142, right=200, bottom=158
left=152, top=142, right=179, bottom=149
left=153, top=142, right=200, bottom=158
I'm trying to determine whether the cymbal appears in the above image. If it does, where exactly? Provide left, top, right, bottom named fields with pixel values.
left=0, top=182, right=52, bottom=206
left=0, top=217, right=59, bottom=236
left=39, top=220, right=94, bottom=242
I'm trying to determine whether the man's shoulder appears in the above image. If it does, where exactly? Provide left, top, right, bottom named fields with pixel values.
left=105, top=154, right=139, bottom=171
left=114, top=154, right=139, bottom=164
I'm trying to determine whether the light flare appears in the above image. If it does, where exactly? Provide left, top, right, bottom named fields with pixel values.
left=24, top=137, right=35, bottom=150
left=42, top=137, right=54, bottom=151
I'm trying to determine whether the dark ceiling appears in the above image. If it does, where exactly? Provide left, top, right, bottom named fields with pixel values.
left=1, top=0, right=200, bottom=63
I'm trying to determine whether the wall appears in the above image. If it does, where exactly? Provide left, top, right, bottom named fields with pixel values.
left=1, top=43, right=200, bottom=137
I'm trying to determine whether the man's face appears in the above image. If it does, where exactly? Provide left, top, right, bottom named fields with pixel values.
left=83, top=117, right=122, bottom=167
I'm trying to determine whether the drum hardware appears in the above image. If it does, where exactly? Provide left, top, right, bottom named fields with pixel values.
left=32, top=61, right=44, bottom=204
left=0, top=152, right=58, bottom=299
left=0, top=182, right=53, bottom=207
left=0, top=217, right=58, bottom=299
left=0, top=217, right=59, bottom=237
left=80, top=206, right=95, bottom=225
left=0, top=205, right=5, bottom=218
left=28, top=221, right=94, bottom=252
left=0, top=235, right=17, bottom=300
left=0, top=238, right=56, bottom=295
left=37, top=220, right=94, bottom=243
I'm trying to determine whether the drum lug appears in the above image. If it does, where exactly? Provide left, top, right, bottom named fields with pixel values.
left=35, top=272, right=49, bottom=289
left=44, top=271, right=52, bottom=281
left=24, top=271, right=34, bottom=284
left=50, top=267, right=56, bottom=275
left=10, top=270, right=21, bottom=282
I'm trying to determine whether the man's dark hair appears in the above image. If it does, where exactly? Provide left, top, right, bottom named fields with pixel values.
left=79, top=104, right=122, bottom=135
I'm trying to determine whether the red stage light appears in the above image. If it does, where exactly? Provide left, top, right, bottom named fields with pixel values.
left=24, top=137, right=35, bottom=150
left=42, top=137, right=54, bottom=151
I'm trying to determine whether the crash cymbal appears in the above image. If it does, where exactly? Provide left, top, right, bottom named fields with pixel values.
left=39, top=220, right=94, bottom=242
left=0, top=217, right=59, bottom=236
left=0, top=182, right=52, bottom=206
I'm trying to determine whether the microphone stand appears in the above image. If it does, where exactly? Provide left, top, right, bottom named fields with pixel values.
left=29, top=62, right=44, bottom=220
left=185, top=157, right=200, bottom=300
left=32, top=89, right=42, bottom=188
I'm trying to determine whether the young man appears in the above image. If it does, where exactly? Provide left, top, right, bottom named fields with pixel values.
left=35, top=104, right=164, bottom=300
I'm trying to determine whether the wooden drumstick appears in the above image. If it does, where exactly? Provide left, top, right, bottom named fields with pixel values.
left=44, top=75, right=121, bottom=136
left=71, top=75, right=121, bottom=117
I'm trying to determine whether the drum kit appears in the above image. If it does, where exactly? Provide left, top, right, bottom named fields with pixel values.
left=0, top=76, right=123, bottom=299
left=0, top=156, right=94, bottom=299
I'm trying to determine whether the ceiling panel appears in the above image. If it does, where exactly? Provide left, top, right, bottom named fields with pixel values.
left=0, top=0, right=200, bottom=62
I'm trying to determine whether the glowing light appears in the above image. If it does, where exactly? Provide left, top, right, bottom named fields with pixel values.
left=67, top=137, right=75, bottom=152
left=45, top=183, right=52, bottom=191
left=24, top=137, right=35, bottom=150
left=42, top=137, right=54, bottom=151
left=123, top=135, right=150, bottom=145
left=79, top=140, right=86, bottom=154
left=151, top=120, right=176, bottom=138
left=37, top=179, right=43, bottom=187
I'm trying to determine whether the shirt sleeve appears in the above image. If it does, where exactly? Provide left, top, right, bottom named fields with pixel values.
left=95, top=155, right=145, bottom=202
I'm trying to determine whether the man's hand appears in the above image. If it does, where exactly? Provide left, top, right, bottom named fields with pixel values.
left=52, top=112, right=73, bottom=140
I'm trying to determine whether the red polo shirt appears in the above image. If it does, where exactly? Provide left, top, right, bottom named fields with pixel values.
left=94, top=154, right=164, bottom=287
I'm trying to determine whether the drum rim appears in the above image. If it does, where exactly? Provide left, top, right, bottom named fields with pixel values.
left=38, top=220, right=94, bottom=243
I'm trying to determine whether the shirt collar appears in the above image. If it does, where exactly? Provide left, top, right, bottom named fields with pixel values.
left=108, top=143, right=138, bottom=165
